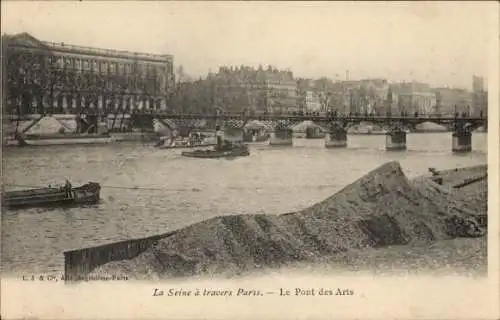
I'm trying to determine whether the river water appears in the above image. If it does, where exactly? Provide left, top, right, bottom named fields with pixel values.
left=1, top=133, right=487, bottom=276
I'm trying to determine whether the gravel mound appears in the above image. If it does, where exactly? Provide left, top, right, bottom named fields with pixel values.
left=91, top=161, right=487, bottom=279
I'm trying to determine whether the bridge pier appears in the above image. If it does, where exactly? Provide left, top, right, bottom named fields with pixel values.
left=452, top=130, right=472, bottom=153
left=243, top=130, right=254, bottom=142
left=129, top=114, right=154, bottom=133
left=269, top=128, right=293, bottom=146
left=223, top=127, right=244, bottom=143
left=269, top=121, right=293, bottom=146
left=385, top=129, right=407, bottom=151
left=325, top=127, right=347, bottom=148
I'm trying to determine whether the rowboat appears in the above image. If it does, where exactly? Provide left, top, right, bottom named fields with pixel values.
left=3, top=182, right=101, bottom=209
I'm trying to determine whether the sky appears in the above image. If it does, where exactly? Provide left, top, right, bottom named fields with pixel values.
left=2, top=1, right=497, bottom=90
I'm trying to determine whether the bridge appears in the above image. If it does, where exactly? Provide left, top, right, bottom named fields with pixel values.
left=7, top=112, right=487, bottom=153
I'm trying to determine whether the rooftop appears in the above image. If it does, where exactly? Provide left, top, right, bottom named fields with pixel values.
left=4, top=32, right=173, bottom=61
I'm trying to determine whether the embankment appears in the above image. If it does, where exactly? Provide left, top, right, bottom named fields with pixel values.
left=64, top=162, right=487, bottom=281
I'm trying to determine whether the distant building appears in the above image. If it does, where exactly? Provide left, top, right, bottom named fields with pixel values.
left=472, top=75, right=487, bottom=117
left=358, top=79, right=391, bottom=114
left=2, top=32, right=175, bottom=116
left=325, top=78, right=391, bottom=114
left=391, top=82, right=436, bottom=115
left=295, top=78, right=311, bottom=111
left=432, top=87, right=472, bottom=115
left=472, top=75, right=484, bottom=92
left=304, top=90, right=322, bottom=112
left=298, top=77, right=338, bottom=113
left=211, top=65, right=299, bottom=113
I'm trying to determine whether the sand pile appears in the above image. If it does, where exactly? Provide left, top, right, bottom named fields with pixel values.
left=91, top=161, right=487, bottom=279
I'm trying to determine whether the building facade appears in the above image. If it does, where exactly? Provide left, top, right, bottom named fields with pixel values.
left=296, top=78, right=329, bottom=113
left=2, top=32, right=174, bottom=116
left=296, top=78, right=348, bottom=114
left=327, top=79, right=391, bottom=115
left=304, top=90, right=322, bottom=112
left=391, top=82, right=436, bottom=115
left=472, top=75, right=487, bottom=117
left=433, top=87, right=472, bottom=115
left=356, top=79, right=391, bottom=114
left=212, top=66, right=299, bottom=114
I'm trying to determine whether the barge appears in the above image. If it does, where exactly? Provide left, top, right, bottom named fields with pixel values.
left=16, top=133, right=116, bottom=146
left=3, top=181, right=101, bottom=209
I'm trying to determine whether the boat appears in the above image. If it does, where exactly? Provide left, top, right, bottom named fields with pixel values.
left=243, top=129, right=270, bottom=142
left=348, top=131, right=387, bottom=136
left=159, top=143, right=217, bottom=150
left=156, top=133, right=217, bottom=149
left=181, top=147, right=250, bottom=159
left=111, top=131, right=160, bottom=143
left=181, top=137, right=250, bottom=159
left=16, top=133, right=116, bottom=146
left=3, top=182, right=101, bottom=209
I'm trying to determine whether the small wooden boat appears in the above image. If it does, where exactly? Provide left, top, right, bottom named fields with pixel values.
left=3, top=182, right=101, bottom=209
left=181, top=146, right=250, bottom=159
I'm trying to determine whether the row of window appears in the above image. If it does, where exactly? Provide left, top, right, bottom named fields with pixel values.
left=397, top=97, right=435, bottom=107
left=11, top=71, right=163, bottom=89
left=51, top=56, right=168, bottom=76
left=5, top=51, right=164, bottom=75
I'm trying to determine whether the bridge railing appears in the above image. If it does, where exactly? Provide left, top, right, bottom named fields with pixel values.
left=120, top=111, right=486, bottom=121
left=5, top=110, right=486, bottom=121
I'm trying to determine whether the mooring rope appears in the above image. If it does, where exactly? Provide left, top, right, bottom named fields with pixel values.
left=3, top=182, right=340, bottom=192
left=2, top=183, right=196, bottom=192
left=4, top=174, right=485, bottom=193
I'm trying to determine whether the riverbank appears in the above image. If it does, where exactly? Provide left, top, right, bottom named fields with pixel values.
left=62, top=161, right=487, bottom=281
